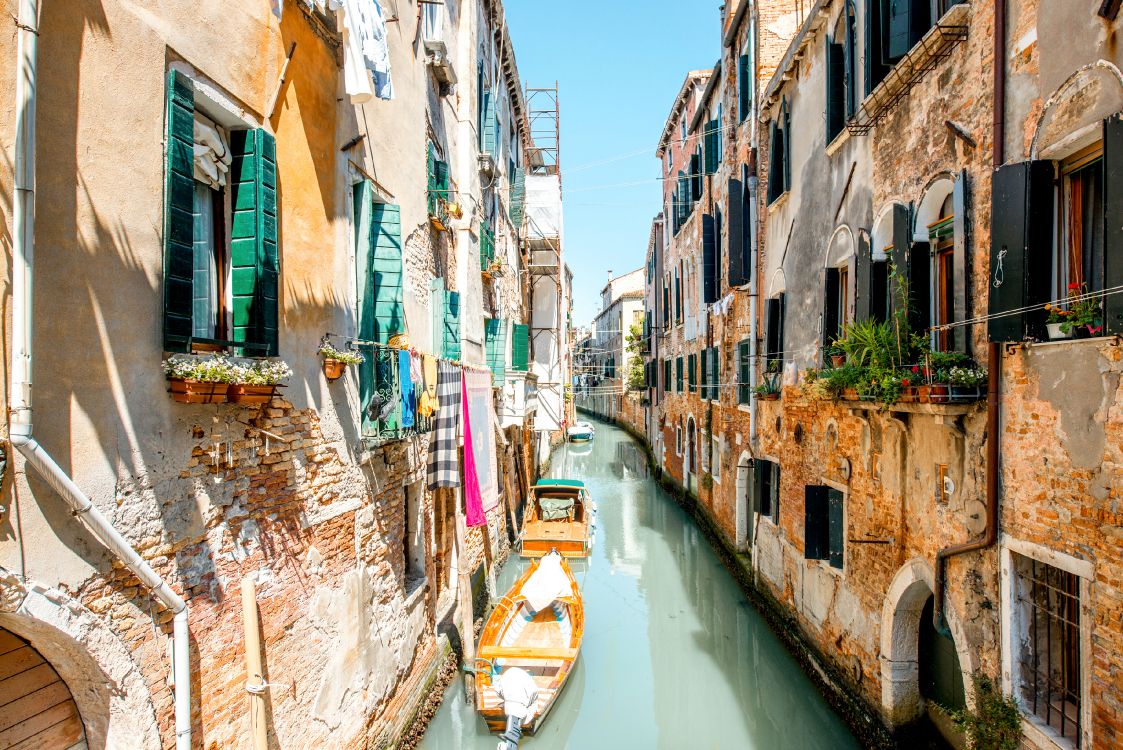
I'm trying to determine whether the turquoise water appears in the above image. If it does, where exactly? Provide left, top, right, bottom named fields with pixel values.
left=419, top=423, right=861, bottom=750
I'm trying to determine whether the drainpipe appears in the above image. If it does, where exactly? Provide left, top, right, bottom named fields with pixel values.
left=9, top=2, right=192, bottom=748
left=747, top=167, right=760, bottom=448
left=934, top=342, right=1000, bottom=633
left=932, top=0, right=1007, bottom=634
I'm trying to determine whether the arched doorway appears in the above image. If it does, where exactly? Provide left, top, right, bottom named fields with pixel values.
left=0, top=626, right=87, bottom=748
left=918, top=595, right=967, bottom=713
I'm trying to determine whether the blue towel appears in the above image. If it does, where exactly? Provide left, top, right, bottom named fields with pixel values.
left=399, top=350, right=415, bottom=428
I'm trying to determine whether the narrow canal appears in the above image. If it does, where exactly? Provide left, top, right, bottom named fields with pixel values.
left=420, top=422, right=861, bottom=749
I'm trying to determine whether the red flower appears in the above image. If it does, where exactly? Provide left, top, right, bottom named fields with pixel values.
left=1068, top=282, right=1081, bottom=290
left=911, top=365, right=920, bottom=373
left=901, top=378, right=911, bottom=387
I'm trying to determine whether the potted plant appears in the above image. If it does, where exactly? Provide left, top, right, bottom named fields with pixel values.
left=1058, top=283, right=1102, bottom=339
left=1044, top=303, right=1071, bottom=340
left=163, top=354, right=236, bottom=403
left=754, top=369, right=782, bottom=401
left=827, top=342, right=846, bottom=369
left=319, top=344, right=364, bottom=381
left=947, top=365, right=987, bottom=402
left=228, top=359, right=293, bottom=404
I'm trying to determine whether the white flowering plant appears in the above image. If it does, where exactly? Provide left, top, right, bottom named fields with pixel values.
left=163, top=355, right=292, bottom=385
left=947, top=366, right=986, bottom=387
left=318, top=344, right=365, bottom=366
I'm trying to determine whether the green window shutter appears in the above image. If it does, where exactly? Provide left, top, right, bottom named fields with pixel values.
left=163, top=69, right=196, bottom=352
left=738, top=54, right=751, bottom=122
left=229, top=128, right=279, bottom=355
left=509, top=167, right=526, bottom=226
left=444, top=290, right=461, bottom=361
left=485, top=318, right=507, bottom=385
left=371, top=203, right=404, bottom=344
left=511, top=323, right=529, bottom=371
left=356, top=182, right=377, bottom=429
left=737, top=340, right=750, bottom=404
left=664, top=359, right=671, bottom=392
left=700, top=348, right=709, bottom=400
left=482, top=90, right=497, bottom=156
left=688, top=353, right=697, bottom=393
left=804, top=486, right=830, bottom=561
left=676, top=356, right=683, bottom=392
left=480, top=222, right=496, bottom=269
left=710, top=347, right=719, bottom=399
left=704, top=120, right=719, bottom=174
left=828, top=488, right=845, bottom=569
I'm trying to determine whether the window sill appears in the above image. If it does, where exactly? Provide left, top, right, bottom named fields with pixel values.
left=737, top=403, right=751, bottom=412
left=825, top=127, right=851, bottom=156
left=1018, top=712, right=1079, bottom=750
left=1017, top=334, right=1120, bottom=350
left=767, top=191, right=790, bottom=213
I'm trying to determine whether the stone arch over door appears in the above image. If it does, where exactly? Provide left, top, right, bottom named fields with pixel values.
left=0, top=625, right=88, bottom=748
left=880, top=558, right=975, bottom=726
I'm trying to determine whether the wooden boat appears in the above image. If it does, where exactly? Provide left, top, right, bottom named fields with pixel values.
left=521, top=479, right=596, bottom=558
left=473, top=553, right=584, bottom=736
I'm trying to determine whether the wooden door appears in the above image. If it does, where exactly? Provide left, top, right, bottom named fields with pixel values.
left=0, top=626, right=87, bottom=749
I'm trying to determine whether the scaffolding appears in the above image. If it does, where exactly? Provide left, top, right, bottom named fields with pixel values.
left=525, top=83, right=566, bottom=434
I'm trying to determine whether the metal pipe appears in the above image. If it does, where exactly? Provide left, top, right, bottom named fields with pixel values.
left=993, top=0, right=1006, bottom=167
left=934, top=341, right=1000, bottom=632
left=9, top=2, right=192, bottom=747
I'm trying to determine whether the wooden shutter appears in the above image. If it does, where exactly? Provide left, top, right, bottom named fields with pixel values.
left=768, top=121, right=781, bottom=203
left=710, top=347, right=719, bottom=400
left=844, top=2, right=857, bottom=119
left=230, top=128, right=279, bottom=355
left=688, top=353, right=697, bottom=392
left=855, top=232, right=872, bottom=322
left=738, top=340, right=751, bottom=403
left=509, top=167, right=526, bottom=226
left=163, top=70, right=196, bottom=352
left=371, top=203, right=404, bottom=344
left=690, top=153, right=703, bottom=201
left=705, top=120, right=719, bottom=174
left=664, top=359, right=671, bottom=392
left=989, top=161, right=1053, bottom=341
left=511, top=323, right=529, bottom=371
left=824, top=267, right=841, bottom=353
left=700, top=348, right=709, bottom=400
left=804, top=485, right=829, bottom=560
left=481, top=89, right=497, bottom=155
left=727, top=178, right=747, bottom=286
left=702, top=213, right=717, bottom=303
left=753, top=460, right=766, bottom=515
left=826, top=40, right=845, bottom=142
left=888, top=203, right=910, bottom=316
left=887, top=0, right=912, bottom=59
left=783, top=105, right=792, bottom=192
left=828, top=488, right=845, bottom=569
left=777, top=293, right=787, bottom=364
left=358, top=182, right=377, bottom=425
left=738, top=54, right=751, bottom=121
left=770, top=463, right=781, bottom=522
left=1104, top=115, right=1123, bottom=334
left=444, top=290, right=461, bottom=361
left=676, top=356, right=684, bottom=392
left=485, top=318, right=507, bottom=385
left=951, top=170, right=970, bottom=351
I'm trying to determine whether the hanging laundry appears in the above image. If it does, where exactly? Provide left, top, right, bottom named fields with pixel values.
left=418, top=355, right=440, bottom=418
left=426, top=361, right=461, bottom=489
left=399, top=349, right=415, bottom=428
left=336, top=0, right=394, bottom=103
left=461, top=372, right=485, bottom=527
left=192, top=113, right=231, bottom=190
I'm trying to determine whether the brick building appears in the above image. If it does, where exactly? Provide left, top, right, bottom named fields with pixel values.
left=0, top=1, right=559, bottom=747
left=642, top=1, right=1123, bottom=748
left=575, top=268, right=644, bottom=421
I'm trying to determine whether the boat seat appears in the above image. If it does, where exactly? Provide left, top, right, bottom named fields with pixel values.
left=478, top=645, right=579, bottom=660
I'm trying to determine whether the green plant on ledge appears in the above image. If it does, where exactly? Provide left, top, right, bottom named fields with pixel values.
left=942, top=674, right=1022, bottom=750
left=318, top=343, right=365, bottom=366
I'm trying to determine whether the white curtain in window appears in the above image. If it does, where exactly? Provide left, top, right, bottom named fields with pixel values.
left=192, top=113, right=231, bottom=190
left=422, top=0, right=442, bottom=41
left=192, top=184, right=219, bottom=339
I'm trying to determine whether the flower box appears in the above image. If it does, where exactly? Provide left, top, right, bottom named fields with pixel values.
left=917, top=385, right=931, bottom=403
left=928, top=384, right=951, bottom=404
left=756, top=392, right=780, bottom=402
left=227, top=384, right=278, bottom=404
left=168, top=379, right=228, bottom=404
left=947, top=385, right=983, bottom=403
left=1046, top=323, right=1069, bottom=340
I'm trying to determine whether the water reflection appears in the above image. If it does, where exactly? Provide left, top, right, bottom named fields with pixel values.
left=419, top=424, right=859, bottom=750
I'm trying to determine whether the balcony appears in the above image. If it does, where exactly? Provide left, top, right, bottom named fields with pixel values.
left=359, top=347, right=434, bottom=446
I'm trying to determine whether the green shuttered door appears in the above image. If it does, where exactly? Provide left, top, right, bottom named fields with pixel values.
left=163, top=70, right=196, bottom=352
left=485, top=318, right=507, bottom=385
left=511, top=323, right=529, bottom=371
left=371, top=204, right=404, bottom=344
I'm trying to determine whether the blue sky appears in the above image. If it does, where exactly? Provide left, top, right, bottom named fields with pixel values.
left=505, top=1, right=720, bottom=326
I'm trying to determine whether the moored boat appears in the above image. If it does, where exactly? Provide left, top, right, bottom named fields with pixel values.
left=472, top=552, right=584, bottom=743
left=566, top=420, right=595, bottom=442
left=520, top=479, right=596, bottom=558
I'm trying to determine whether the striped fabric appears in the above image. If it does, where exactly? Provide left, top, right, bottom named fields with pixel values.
left=426, top=361, right=462, bottom=488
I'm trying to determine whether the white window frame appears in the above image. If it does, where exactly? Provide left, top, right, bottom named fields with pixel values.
left=710, top=434, right=722, bottom=483
left=1000, top=536, right=1093, bottom=750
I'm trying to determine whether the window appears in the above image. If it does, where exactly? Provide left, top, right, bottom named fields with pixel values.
left=767, top=100, right=791, bottom=203
left=930, top=195, right=956, bottom=351
left=688, top=353, right=697, bottom=393
left=1011, top=553, right=1082, bottom=745
left=403, top=482, right=426, bottom=593
left=511, top=323, right=529, bottom=372
left=676, top=356, right=684, bottom=392
left=675, top=265, right=683, bottom=323
left=753, top=459, right=780, bottom=522
left=484, top=318, right=508, bottom=385
left=826, top=37, right=846, bottom=143
left=804, top=485, right=844, bottom=569
left=664, top=358, right=672, bottom=393
left=1056, top=145, right=1105, bottom=302
left=737, top=340, right=751, bottom=404
left=700, top=348, right=709, bottom=400
left=823, top=266, right=848, bottom=356
left=704, top=113, right=721, bottom=175
left=163, top=70, right=279, bottom=356
left=676, top=425, right=683, bottom=455
left=427, top=141, right=451, bottom=220
left=765, top=293, right=786, bottom=372
left=703, top=212, right=719, bottom=304
left=430, top=277, right=461, bottom=360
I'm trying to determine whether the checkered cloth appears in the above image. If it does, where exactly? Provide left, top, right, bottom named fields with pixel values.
left=426, top=361, right=462, bottom=488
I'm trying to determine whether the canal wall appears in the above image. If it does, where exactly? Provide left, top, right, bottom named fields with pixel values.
left=614, top=419, right=899, bottom=749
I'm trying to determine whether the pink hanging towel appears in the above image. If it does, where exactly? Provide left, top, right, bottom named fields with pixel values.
left=462, top=371, right=486, bottom=527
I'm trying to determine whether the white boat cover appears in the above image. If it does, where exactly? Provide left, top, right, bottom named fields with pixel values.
left=522, top=553, right=569, bottom=613
left=495, top=667, right=539, bottom=720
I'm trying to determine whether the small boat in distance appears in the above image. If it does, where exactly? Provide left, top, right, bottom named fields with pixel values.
left=566, top=420, right=595, bottom=443
left=472, top=552, right=584, bottom=743
left=521, top=479, right=596, bottom=558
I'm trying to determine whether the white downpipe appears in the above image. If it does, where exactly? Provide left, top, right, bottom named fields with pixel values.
left=9, top=2, right=192, bottom=748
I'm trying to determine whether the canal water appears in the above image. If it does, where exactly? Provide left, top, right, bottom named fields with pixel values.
left=419, top=422, right=861, bottom=750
